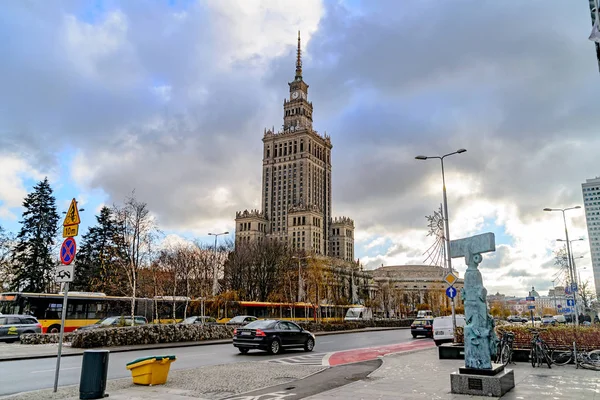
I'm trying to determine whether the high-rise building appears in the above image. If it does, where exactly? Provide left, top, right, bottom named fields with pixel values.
left=582, top=176, right=600, bottom=297
left=234, top=32, right=355, bottom=261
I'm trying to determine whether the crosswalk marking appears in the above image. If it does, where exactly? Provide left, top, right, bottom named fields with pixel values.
left=267, top=352, right=328, bottom=366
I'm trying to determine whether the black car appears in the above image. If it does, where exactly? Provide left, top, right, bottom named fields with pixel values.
left=233, top=319, right=315, bottom=355
left=410, top=318, right=433, bottom=338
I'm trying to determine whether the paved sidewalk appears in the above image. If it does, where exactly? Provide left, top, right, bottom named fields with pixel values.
left=0, top=327, right=408, bottom=362
left=305, top=347, right=600, bottom=399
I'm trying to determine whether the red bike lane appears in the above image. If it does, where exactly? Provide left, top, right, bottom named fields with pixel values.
left=326, top=339, right=436, bottom=366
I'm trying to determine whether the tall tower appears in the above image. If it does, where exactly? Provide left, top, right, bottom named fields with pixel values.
left=260, top=31, right=332, bottom=254
left=235, top=32, right=353, bottom=261
left=582, top=176, right=600, bottom=298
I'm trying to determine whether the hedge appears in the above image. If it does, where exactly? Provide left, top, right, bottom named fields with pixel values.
left=454, top=325, right=600, bottom=351
left=19, top=319, right=412, bottom=348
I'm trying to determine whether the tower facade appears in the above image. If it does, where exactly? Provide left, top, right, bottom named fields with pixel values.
left=235, top=32, right=354, bottom=259
left=582, top=176, right=600, bottom=298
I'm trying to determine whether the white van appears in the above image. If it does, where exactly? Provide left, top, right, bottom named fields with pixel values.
left=344, top=307, right=373, bottom=321
left=433, top=315, right=465, bottom=346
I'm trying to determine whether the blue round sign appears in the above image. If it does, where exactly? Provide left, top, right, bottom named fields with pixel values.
left=446, top=286, right=457, bottom=299
left=60, top=237, right=76, bottom=265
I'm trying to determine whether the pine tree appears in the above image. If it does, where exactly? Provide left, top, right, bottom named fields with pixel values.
left=9, top=177, right=60, bottom=292
left=73, top=206, right=126, bottom=294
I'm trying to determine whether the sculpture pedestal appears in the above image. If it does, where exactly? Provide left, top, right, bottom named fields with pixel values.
left=450, top=363, right=515, bottom=397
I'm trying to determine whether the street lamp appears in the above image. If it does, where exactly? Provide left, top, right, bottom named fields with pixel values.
left=416, top=148, right=466, bottom=338
left=208, top=231, right=229, bottom=297
left=292, top=255, right=311, bottom=321
left=544, top=206, right=581, bottom=326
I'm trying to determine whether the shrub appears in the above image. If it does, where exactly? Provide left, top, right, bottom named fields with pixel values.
left=454, top=325, right=600, bottom=350
left=20, top=332, right=75, bottom=345
left=21, top=319, right=412, bottom=348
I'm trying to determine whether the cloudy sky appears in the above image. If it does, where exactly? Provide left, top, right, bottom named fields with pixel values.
left=1, top=0, right=599, bottom=297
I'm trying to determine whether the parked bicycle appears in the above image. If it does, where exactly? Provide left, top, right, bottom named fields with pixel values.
left=529, top=329, right=552, bottom=368
left=495, top=330, right=515, bottom=366
left=551, top=342, right=600, bottom=371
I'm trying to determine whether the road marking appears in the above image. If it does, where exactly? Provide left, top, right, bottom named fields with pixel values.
left=31, top=366, right=80, bottom=374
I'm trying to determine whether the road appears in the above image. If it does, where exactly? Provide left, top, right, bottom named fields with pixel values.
left=0, top=329, right=418, bottom=396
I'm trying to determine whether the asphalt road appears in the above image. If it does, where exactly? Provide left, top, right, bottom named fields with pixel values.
left=0, top=329, right=416, bottom=396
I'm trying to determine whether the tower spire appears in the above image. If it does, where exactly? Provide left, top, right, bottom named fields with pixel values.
left=295, top=30, right=302, bottom=80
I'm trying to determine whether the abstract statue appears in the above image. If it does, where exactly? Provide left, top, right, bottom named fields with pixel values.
left=451, top=232, right=499, bottom=370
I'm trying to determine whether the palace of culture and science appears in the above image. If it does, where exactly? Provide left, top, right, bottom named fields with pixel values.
left=235, top=32, right=355, bottom=263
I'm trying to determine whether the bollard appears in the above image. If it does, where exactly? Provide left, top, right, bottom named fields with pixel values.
left=79, top=349, right=110, bottom=399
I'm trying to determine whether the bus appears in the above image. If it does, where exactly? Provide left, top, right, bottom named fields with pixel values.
left=222, top=301, right=356, bottom=323
left=0, top=292, right=192, bottom=333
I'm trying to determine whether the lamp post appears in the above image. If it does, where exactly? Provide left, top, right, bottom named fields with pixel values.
left=208, top=231, right=229, bottom=297
left=416, top=148, right=466, bottom=338
left=544, top=206, right=581, bottom=326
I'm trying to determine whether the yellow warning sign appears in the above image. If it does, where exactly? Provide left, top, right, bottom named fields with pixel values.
left=63, top=225, right=79, bottom=238
left=63, top=198, right=81, bottom=226
left=444, top=272, right=458, bottom=286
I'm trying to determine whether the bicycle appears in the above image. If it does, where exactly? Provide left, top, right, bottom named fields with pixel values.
left=551, top=342, right=600, bottom=370
left=529, top=329, right=552, bottom=368
left=495, top=331, right=515, bottom=366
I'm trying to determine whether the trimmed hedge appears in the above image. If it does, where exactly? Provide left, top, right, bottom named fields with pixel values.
left=19, top=319, right=412, bottom=348
left=71, top=323, right=235, bottom=348
left=454, top=325, right=600, bottom=351
left=20, top=332, right=75, bottom=345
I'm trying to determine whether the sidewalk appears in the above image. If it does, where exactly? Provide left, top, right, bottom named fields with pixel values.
left=305, top=347, right=600, bottom=399
left=0, top=327, right=408, bottom=362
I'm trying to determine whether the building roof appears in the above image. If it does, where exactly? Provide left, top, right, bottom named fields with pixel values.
left=372, top=264, right=458, bottom=280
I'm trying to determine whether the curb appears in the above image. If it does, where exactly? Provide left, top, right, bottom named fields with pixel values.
left=0, top=326, right=409, bottom=362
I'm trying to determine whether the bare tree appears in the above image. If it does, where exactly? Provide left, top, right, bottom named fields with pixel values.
left=579, top=279, right=596, bottom=309
left=113, top=192, right=159, bottom=325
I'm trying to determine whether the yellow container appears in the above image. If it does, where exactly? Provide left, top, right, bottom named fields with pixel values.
left=126, top=355, right=176, bottom=386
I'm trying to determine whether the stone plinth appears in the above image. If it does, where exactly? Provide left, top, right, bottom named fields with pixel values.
left=450, top=366, right=515, bottom=397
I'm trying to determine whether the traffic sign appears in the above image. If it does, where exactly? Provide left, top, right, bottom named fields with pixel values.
left=565, top=286, right=572, bottom=295
left=528, top=305, right=536, bottom=310
left=557, top=304, right=562, bottom=308
left=56, top=265, right=74, bottom=283
left=526, top=296, right=535, bottom=301
left=63, top=198, right=81, bottom=226
left=62, top=225, right=79, bottom=238
left=562, top=307, right=571, bottom=314
left=446, top=286, right=457, bottom=299
left=567, top=299, right=575, bottom=307
left=444, top=272, right=458, bottom=286
left=60, top=237, right=76, bottom=265
left=571, top=282, right=578, bottom=292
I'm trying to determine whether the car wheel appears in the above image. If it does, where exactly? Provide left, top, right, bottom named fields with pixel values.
left=269, top=339, right=282, bottom=355
left=48, top=324, right=61, bottom=334
left=304, top=337, right=315, bottom=352
left=412, top=334, right=417, bottom=339
left=238, top=348, right=249, bottom=354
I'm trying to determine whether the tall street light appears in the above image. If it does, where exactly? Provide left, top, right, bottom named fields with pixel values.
left=292, top=255, right=311, bottom=321
left=208, top=231, right=229, bottom=297
left=544, top=206, right=581, bottom=326
left=416, top=148, right=466, bottom=338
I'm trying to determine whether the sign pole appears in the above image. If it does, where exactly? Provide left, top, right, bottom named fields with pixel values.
left=54, top=197, right=80, bottom=393
left=53, top=281, right=69, bottom=393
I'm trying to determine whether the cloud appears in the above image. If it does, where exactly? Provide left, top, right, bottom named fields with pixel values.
left=0, top=1, right=598, bottom=296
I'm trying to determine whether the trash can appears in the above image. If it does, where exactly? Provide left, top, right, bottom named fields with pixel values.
left=79, top=349, right=110, bottom=399
left=126, top=355, right=176, bottom=386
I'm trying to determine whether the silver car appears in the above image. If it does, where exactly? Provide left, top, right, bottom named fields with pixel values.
left=0, top=314, right=42, bottom=343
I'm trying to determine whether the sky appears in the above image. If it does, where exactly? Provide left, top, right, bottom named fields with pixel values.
left=0, top=0, right=599, bottom=297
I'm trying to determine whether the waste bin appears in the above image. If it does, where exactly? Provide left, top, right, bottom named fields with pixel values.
left=126, top=355, right=176, bottom=386
left=79, top=349, right=110, bottom=399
